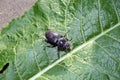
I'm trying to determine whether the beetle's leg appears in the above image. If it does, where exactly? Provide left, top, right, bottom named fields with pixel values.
left=57, top=48, right=60, bottom=59
left=47, top=45, right=56, bottom=48
left=65, top=37, right=72, bottom=41
left=57, top=51, right=60, bottom=59
left=45, top=39, right=49, bottom=43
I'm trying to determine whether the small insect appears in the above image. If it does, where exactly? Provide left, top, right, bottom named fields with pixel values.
left=45, top=30, right=71, bottom=58
left=0, top=63, right=9, bottom=74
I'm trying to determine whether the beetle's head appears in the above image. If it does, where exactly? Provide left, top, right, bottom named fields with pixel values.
left=57, top=38, right=71, bottom=51
left=64, top=42, right=71, bottom=52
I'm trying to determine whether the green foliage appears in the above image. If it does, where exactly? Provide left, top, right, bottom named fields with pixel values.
left=0, top=0, right=120, bottom=80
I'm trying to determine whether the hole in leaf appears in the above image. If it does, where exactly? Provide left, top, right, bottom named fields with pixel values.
left=0, top=63, right=9, bottom=74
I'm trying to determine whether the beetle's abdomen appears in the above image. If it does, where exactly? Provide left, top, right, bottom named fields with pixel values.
left=45, top=30, right=59, bottom=45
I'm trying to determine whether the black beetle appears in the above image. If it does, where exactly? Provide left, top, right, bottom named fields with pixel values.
left=45, top=30, right=71, bottom=58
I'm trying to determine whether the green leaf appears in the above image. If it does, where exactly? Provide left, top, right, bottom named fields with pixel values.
left=0, top=0, right=120, bottom=80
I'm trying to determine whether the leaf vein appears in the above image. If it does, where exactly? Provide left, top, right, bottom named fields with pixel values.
left=40, top=75, right=50, bottom=80
left=74, top=54, right=120, bottom=79
left=64, top=0, right=71, bottom=34
left=112, top=0, right=120, bottom=22
left=94, top=41, right=120, bottom=63
left=80, top=0, right=86, bottom=42
left=98, top=0, right=103, bottom=32
left=105, top=34, right=120, bottom=43
left=32, top=46, right=41, bottom=71
left=57, top=64, right=81, bottom=79
left=13, top=45, right=23, bottom=80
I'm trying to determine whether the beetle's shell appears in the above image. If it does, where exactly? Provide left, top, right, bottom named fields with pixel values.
left=45, top=30, right=62, bottom=46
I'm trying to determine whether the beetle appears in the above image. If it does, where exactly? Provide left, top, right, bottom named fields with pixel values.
left=45, top=30, right=71, bottom=58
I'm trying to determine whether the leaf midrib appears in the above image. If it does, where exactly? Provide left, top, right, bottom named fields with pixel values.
left=29, top=22, right=120, bottom=80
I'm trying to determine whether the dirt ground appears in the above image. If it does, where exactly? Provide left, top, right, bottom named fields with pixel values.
left=0, top=0, right=36, bottom=30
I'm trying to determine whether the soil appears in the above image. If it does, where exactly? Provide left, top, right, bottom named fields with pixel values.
left=0, top=0, right=36, bottom=30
